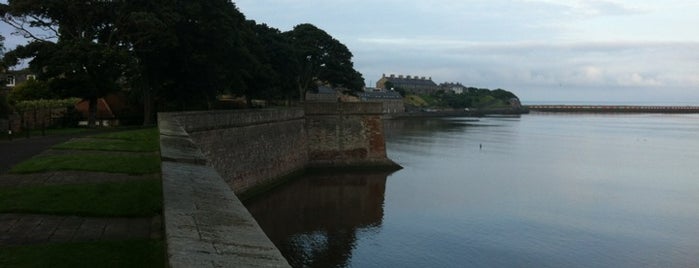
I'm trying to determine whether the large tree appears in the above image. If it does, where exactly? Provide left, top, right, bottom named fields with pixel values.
left=118, top=0, right=255, bottom=112
left=244, top=21, right=298, bottom=104
left=285, top=23, right=364, bottom=101
left=1, top=0, right=131, bottom=127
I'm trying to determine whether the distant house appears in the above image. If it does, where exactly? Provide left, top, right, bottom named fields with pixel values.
left=2, top=69, right=36, bottom=89
left=74, top=92, right=131, bottom=127
left=440, top=82, right=467, bottom=94
left=357, top=90, right=405, bottom=114
left=376, top=74, right=439, bottom=95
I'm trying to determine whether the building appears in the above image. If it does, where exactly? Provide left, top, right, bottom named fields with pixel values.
left=376, top=74, right=439, bottom=95
left=2, top=69, right=36, bottom=89
left=357, top=90, right=404, bottom=114
left=440, top=82, right=467, bottom=94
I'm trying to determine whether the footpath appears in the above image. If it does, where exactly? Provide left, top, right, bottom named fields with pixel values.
left=0, top=133, right=162, bottom=247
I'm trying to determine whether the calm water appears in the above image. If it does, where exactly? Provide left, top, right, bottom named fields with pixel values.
left=245, top=113, right=699, bottom=267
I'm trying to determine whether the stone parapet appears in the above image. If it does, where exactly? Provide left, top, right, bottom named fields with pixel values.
left=158, top=113, right=290, bottom=268
left=304, top=102, right=384, bottom=115
left=166, top=108, right=304, bottom=132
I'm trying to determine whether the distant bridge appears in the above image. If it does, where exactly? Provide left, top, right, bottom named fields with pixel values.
left=526, top=105, right=699, bottom=113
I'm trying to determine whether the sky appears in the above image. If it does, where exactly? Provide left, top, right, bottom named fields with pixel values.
left=234, top=0, right=699, bottom=104
left=1, top=1, right=697, bottom=104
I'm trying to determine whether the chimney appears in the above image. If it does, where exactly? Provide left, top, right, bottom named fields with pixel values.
left=407, top=75, right=411, bottom=79
left=399, top=75, right=404, bottom=78
left=390, top=74, right=395, bottom=78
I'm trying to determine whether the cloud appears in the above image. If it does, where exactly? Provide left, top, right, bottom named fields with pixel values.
left=353, top=39, right=699, bottom=100
left=520, top=0, right=645, bottom=17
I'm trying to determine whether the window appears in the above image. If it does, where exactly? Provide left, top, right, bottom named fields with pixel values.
left=26, top=74, right=36, bottom=80
left=6, top=75, right=15, bottom=87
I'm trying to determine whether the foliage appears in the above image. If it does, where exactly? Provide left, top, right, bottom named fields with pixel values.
left=0, top=239, right=164, bottom=268
left=7, top=79, right=54, bottom=102
left=407, top=87, right=519, bottom=109
left=1, top=1, right=366, bottom=117
left=243, top=21, right=299, bottom=102
left=1, top=1, right=133, bottom=127
left=12, top=98, right=79, bottom=112
left=404, top=95, right=428, bottom=107
left=285, top=23, right=365, bottom=100
left=0, top=180, right=162, bottom=217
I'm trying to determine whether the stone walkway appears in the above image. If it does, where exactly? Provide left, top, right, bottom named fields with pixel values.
left=0, top=214, right=161, bottom=246
left=0, top=135, right=162, bottom=247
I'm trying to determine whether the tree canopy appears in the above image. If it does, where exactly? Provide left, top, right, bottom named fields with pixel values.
left=285, top=23, right=364, bottom=100
left=0, top=1, right=365, bottom=124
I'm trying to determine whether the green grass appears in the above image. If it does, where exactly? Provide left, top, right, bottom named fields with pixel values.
left=0, top=180, right=162, bottom=217
left=52, top=127, right=159, bottom=152
left=0, top=239, right=164, bottom=268
left=2, top=126, right=165, bottom=266
left=10, top=154, right=161, bottom=174
left=53, top=138, right=158, bottom=152
left=92, top=128, right=159, bottom=141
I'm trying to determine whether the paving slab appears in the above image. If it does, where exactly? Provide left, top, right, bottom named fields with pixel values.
left=0, top=214, right=162, bottom=246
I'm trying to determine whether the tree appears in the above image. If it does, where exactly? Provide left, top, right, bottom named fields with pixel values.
left=243, top=21, right=298, bottom=104
left=0, top=35, right=8, bottom=118
left=8, top=79, right=54, bottom=101
left=1, top=0, right=131, bottom=127
left=121, top=0, right=255, bottom=111
left=114, top=0, right=179, bottom=124
left=285, top=23, right=364, bottom=101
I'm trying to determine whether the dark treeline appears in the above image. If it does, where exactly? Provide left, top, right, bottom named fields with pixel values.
left=0, top=0, right=364, bottom=126
left=438, top=87, right=519, bottom=109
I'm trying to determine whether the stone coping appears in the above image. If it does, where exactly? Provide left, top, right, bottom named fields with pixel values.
left=158, top=113, right=290, bottom=268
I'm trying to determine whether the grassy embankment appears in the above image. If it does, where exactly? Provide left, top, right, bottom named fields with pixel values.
left=404, top=94, right=513, bottom=110
left=0, top=128, right=164, bottom=267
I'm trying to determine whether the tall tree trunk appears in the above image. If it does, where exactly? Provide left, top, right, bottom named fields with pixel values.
left=88, top=97, right=98, bottom=128
left=143, top=87, right=153, bottom=126
left=298, top=85, right=305, bottom=102
left=297, top=76, right=305, bottom=102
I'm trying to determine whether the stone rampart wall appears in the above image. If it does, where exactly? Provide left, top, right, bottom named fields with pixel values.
left=158, top=105, right=399, bottom=267
left=304, top=103, right=395, bottom=168
left=185, top=109, right=308, bottom=194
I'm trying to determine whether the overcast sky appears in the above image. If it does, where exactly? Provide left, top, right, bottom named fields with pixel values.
left=236, top=0, right=699, bottom=104
left=1, top=1, right=697, bottom=104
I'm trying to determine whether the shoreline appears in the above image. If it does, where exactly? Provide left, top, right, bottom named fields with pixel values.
left=388, top=108, right=529, bottom=119
left=526, top=105, right=699, bottom=114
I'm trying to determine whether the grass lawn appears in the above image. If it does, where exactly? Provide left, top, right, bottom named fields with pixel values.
left=9, top=154, right=161, bottom=174
left=52, top=127, right=159, bottom=152
left=92, top=128, right=159, bottom=141
left=0, top=239, right=164, bottom=268
left=0, top=180, right=162, bottom=217
left=3, top=127, right=164, bottom=266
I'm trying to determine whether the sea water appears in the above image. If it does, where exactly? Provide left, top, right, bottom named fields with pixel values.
left=246, top=113, right=699, bottom=268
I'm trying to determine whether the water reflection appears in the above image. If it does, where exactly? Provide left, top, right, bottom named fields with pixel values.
left=245, top=171, right=391, bottom=268
left=246, top=114, right=699, bottom=267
